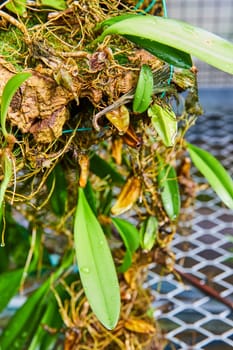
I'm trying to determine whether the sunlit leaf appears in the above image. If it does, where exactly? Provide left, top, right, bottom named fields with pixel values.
left=1, top=72, right=31, bottom=137
left=6, top=0, right=27, bottom=16
left=40, top=0, right=66, bottom=10
left=187, top=143, right=233, bottom=209
left=111, top=217, right=140, bottom=272
left=98, top=15, right=233, bottom=74
left=0, top=269, right=23, bottom=312
left=158, top=163, right=180, bottom=220
left=74, top=188, right=120, bottom=329
left=148, top=103, right=177, bottom=147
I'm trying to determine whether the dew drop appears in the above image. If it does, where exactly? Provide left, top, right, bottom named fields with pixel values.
left=0, top=243, right=5, bottom=247
left=13, top=341, right=20, bottom=348
left=81, top=266, right=90, bottom=274
left=99, top=240, right=104, bottom=246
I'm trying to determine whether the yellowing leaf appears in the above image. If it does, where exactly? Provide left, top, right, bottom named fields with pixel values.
left=148, top=103, right=177, bottom=147
left=106, top=105, right=130, bottom=134
left=74, top=188, right=120, bottom=330
left=111, top=177, right=141, bottom=216
left=124, top=318, right=156, bottom=334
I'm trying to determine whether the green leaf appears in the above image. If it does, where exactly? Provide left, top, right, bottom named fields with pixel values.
left=0, top=279, right=50, bottom=349
left=46, top=163, right=68, bottom=216
left=158, top=163, right=180, bottom=220
left=0, top=253, right=73, bottom=349
left=0, top=152, right=13, bottom=211
left=98, top=15, right=233, bottom=74
left=74, top=188, right=120, bottom=330
left=1, top=72, right=31, bottom=137
left=0, top=269, right=23, bottom=312
left=133, top=64, right=154, bottom=113
left=125, top=35, right=192, bottom=68
left=187, top=143, right=233, bottom=210
left=139, top=216, right=158, bottom=251
left=27, top=293, right=62, bottom=350
left=111, top=217, right=140, bottom=272
left=0, top=153, right=13, bottom=240
left=6, top=0, right=27, bottom=16
left=90, top=153, right=124, bottom=185
left=148, top=103, right=177, bottom=147
left=40, top=0, right=66, bottom=10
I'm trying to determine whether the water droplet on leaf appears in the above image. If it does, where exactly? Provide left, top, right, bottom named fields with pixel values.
left=81, top=266, right=90, bottom=274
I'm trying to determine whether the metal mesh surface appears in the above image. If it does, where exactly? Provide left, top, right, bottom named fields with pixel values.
left=145, top=89, right=233, bottom=349
left=167, top=0, right=233, bottom=87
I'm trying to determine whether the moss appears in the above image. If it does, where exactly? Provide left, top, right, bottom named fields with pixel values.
left=0, top=27, right=26, bottom=69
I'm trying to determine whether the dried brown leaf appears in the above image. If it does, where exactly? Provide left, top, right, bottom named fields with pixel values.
left=124, top=318, right=156, bottom=334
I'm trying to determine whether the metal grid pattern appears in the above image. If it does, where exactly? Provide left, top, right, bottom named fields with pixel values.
left=145, top=89, right=233, bottom=349
left=167, top=0, right=233, bottom=87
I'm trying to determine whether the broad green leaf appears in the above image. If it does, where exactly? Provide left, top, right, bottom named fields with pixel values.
left=46, top=163, right=67, bottom=216
left=148, top=103, right=177, bottom=147
left=0, top=269, right=23, bottom=312
left=158, top=164, right=180, bottom=220
left=40, top=0, right=66, bottom=10
left=111, top=217, right=140, bottom=272
left=96, top=15, right=192, bottom=68
left=187, top=143, right=233, bottom=210
left=6, top=0, right=27, bottom=16
left=90, top=153, right=124, bottom=185
left=1, top=72, right=31, bottom=137
left=74, top=188, right=120, bottom=330
left=0, top=279, right=50, bottom=349
left=98, top=15, right=233, bottom=74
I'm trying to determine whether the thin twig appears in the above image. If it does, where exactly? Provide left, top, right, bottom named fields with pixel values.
left=174, top=266, right=233, bottom=310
